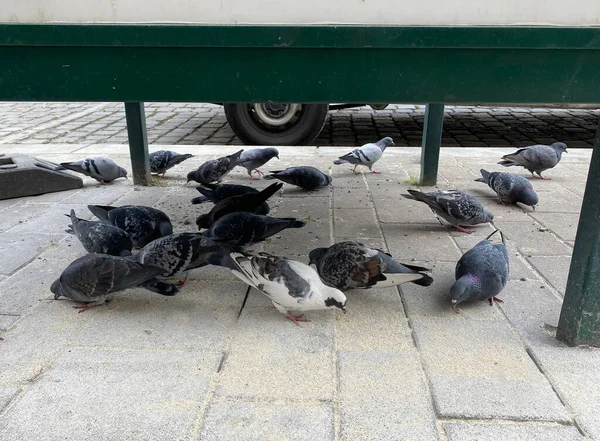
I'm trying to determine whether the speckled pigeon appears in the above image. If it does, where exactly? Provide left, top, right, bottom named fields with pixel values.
left=60, top=157, right=127, bottom=183
left=51, top=254, right=179, bottom=312
left=191, top=183, right=271, bottom=214
left=186, top=149, right=244, bottom=186
left=237, top=148, right=279, bottom=180
left=475, top=169, right=539, bottom=209
left=402, top=189, right=493, bottom=234
left=333, top=137, right=394, bottom=173
left=263, top=166, right=332, bottom=190
left=66, top=209, right=133, bottom=256
left=450, top=229, right=509, bottom=308
left=308, top=241, right=433, bottom=291
left=203, top=212, right=305, bottom=247
left=498, top=142, right=567, bottom=180
left=206, top=251, right=347, bottom=325
left=149, top=150, right=194, bottom=176
left=196, top=182, right=282, bottom=229
left=87, top=204, right=173, bottom=248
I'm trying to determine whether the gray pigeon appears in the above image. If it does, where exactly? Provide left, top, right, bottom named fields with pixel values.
left=51, top=254, right=179, bottom=312
left=498, top=142, right=567, bottom=180
left=187, top=149, right=244, bottom=186
left=66, top=209, right=133, bottom=256
left=402, top=189, right=493, bottom=234
left=451, top=229, right=509, bottom=308
left=237, top=148, right=279, bottom=180
left=308, top=241, right=433, bottom=290
left=149, top=150, right=194, bottom=176
left=263, top=166, right=332, bottom=190
left=333, top=137, right=394, bottom=173
left=87, top=204, right=173, bottom=248
left=203, top=212, right=305, bottom=247
left=206, top=251, right=347, bottom=325
left=191, top=183, right=270, bottom=214
left=60, top=157, right=128, bottom=183
left=475, top=169, right=539, bottom=209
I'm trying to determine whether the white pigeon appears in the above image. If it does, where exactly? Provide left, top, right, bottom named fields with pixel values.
left=333, top=137, right=394, bottom=174
left=206, top=251, right=347, bottom=325
left=60, top=157, right=128, bottom=183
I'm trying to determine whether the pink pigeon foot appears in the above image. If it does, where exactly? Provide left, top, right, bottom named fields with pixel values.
left=455, top=225, right=474, bottom=234
left=488, top=296, right=504, bottom=306
left=285, top=312, right=311, bottom=326
left=370, top=170, right=381, bottom=174
left=73, top=304, right=92, bottom=313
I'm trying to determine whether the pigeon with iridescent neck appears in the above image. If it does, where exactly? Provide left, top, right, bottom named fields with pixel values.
left=498, top=142, right=567, bottom=180
left=475, top=169, right=539, bottom=210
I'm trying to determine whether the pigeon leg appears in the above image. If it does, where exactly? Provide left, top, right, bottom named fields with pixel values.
left=370, top=169, right=381, bottom=174
left=249, top=173, right=260, bottom=181
left=73, top=304, right=93, bottom=313
left=536, top=171, right=551, bottom=180
left=176, top=274, right=190, bottom=287
left=285, top=312, right=311, bottom=326
left=487, top=296, right=504, bottom=306
left=351, top=165, right=359, bottom=174
left=455, top=225, right=474, bottom=234
left=255, top=169, right=265, bottom=176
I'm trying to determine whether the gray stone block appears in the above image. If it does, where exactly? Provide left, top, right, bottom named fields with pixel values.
left=529, top=212, right=579, bottom=243
left=0, top=314, right=20, bottom=331
left=0, top=202, right=49, bottom=233
left=412, top=317, right=570, bottom=421
left=334, top=208, right=382, bottom=240
left=0, top=232, right=54, bottom=275
left=0, top=387, right=20, bottom=412
left=0, top=154, right=83, bottom=200
left=526, top=255, right=571, bottom=294
left=338, top=350, right=439, bottom=441
left=493, top=221, right=573, bottom=256
left=0, top=348, right=220, bottom=441
left=200, top=400, right=335, bottom=441
left=382, top=224, right=461, bottom=263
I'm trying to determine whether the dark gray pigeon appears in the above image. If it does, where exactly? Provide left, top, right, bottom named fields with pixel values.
left=51, top=254, right=179, bottom=312
left=237, top=148, right=279, bottom=180
left=203, top=212, right=305, bottom=247
left=66, top=209, right=133, bottom=256
left=87, top=204, right=173, bottom=248
left=263, top=166, right=332, bottom=190
left=498, top=142, right=567, bottom=180
left=149, top=150, right=194, bottom=176
left=191, top=183, right=270, bottom=214
left=402, top=189, right=493, bottom=234
left=450, top=229, right=509, bottom=308
left=206, top=251, right=347, bottom=325
left=333, top=137, right=394, bottom=173
left=60, top=157, right=127, bottom=183
left=308, top=241, right=433, bottom=291
left=196, top=182, right=282, bottom=229
left=475, top=169, right=539, bottom=209
left=187, top=149, right=244, bottom=186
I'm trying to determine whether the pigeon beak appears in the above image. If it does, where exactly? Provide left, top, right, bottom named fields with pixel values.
left=342, top=307, right=347, bottom=314
left=532, top=205, right=536, bottom=211
left=451, top=299, right=458, bottom=308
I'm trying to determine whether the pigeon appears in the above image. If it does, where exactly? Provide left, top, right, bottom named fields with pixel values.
left=206, top=251, right=347, bottom=325
left=263, top=166, right=332, bottom=191
left=149, top=150, right=194, bottom=176
left=402, top=189, right=493, bottom=234
left=50, top=254, right=179, bottom=312
left=186, top=149, right=244, bottom=186
left=450, top=229, right=509, bottom=308
left=203, top=212, right=305, bottom=247
left=196, top=182, right=283, bottom=230
left=333, top=137, right=394, bottom=174
left=497, top=142, right=567, bottom=180
left=191, top=184, right=271, bottom=214
left=308, top=241, right=433, bottom=290
left=237, top=148, right=280, bottom=180
left=135, top=233, right=235, bottom=283
left=59, top=157, right=128, bottom=183
left=66, top=209, right=133, bottom=256
left=87, top=204, right=173, bottom=248
left=475, top=169, right=539, bottom=209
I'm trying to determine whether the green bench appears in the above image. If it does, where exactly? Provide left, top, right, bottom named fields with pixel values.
left=1, top=24, right=599, bottom=346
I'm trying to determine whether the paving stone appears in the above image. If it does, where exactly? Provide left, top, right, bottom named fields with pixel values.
left=334, top=208, right=381, bottom=239
left=0, top=314, right=20, bottom=331
left=200, top=400, right=335, bottom=441
left=0, top=233, right=53, bottom=275
left=412, top=317, right=570, bottom=421
left=0, top=348, right=220, bottom=441
left=0, top=202, right=50, bottom=233
left=529, top=212, right=579, bottom=242
left=338, top=350, right=438, bottom=441
left=333, top=186, right=373, bottom=209
left=493, top=221, right=573, bottom=256
left=526, top=255, right=571, bottom=295
left=382, top=224, right=461, bottom=262
left=0, top=387, right=19, bottom=412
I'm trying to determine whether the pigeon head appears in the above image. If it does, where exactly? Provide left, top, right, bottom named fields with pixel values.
left=450, top=275, right=479, bottom=307
left=50, top=278, right=63, bottom=300
left=324, top=288, right=347, bottom=313
left=376, top=137, right=394, bottom=151
left=551, top=142, right=568, bottom=153
left=481, top=209, right=494, bottom=223
left=308, top=247, right=328, bottom=266
left=324, top=174, right=333, bottom=186
left=118, top=167, right=128, bottom=179
left=186, top=170, right=198, bottom=184
left=264, top=147, right=280, bottom=160
left=517, top=188, right=539, bottom=209
left=196, top=214, right=210, bottom=230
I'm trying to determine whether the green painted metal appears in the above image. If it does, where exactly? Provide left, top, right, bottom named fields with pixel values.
left=124, top=102, right=150, bottom=186
left=556, top=119, right=600, bottom=347
left=420, top=103, right=445, bottom=186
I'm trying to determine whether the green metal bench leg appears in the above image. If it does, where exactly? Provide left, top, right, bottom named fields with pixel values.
left=556, top=118, right=600, bottom=347
left=419, top=103, right=445, bottom=186
left=124, top=102, right=151, bottom=186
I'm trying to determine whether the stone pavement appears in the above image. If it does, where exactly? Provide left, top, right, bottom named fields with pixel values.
left=0, top=102, right=598, bottom=148
left=0, top=143, right=598, bottom=441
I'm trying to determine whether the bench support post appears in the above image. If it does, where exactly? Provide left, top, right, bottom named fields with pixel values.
left=556, top=117, right=600, bottom=347
left=124, top=102, right=151, bottom=186
left=419, top=103, right=445, bottom=186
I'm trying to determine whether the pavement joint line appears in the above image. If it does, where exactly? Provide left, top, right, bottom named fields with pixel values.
left=436, top=416, right=582, bottom=426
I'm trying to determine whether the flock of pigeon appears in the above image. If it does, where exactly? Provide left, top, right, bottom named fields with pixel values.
left=50, top=139, right=568, bottom=324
